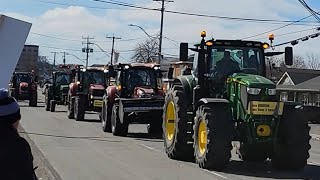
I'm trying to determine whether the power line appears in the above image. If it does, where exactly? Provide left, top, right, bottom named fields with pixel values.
left=254, top=27, right=319, bottom=40
left=242, top=13, right=318, bottom=40
left=106, top=34, right=121, bottom=65
left=273, top=30, right=320, bottom=47
left=299, top=0, right=320, bottom=23
left=82, top=36, right=95, bottom=68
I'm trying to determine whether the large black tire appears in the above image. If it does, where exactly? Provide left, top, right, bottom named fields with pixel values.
left=67, top=96, right=75, bottom=119
left=147, top=112, right=163, bottom=135
left=101, top=100, right=112, bottom=132
left=29, top=90, right=37, bottom=107
left=45, top=89, right=51, bottom=111
left=193, top=104, right=233, bottom=171
left=50, top=100, right=56, bottom=112
left=271, top=104, right=311, bottom=171
left=74, top=96, right=85, bottom=121
left=111, top=104, right=129, bottom=136
left=163, top=85, right=194, bottom=161
left=239, top=143, right=269, bottom=162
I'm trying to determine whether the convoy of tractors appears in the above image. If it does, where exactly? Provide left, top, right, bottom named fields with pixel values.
left=11, top=32, right=313, bottom=171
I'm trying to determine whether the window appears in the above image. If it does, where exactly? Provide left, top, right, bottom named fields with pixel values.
left=280, top=92, right=288, bottom=102
left=316, top=94, right=320, bottom=107
left=302, top=93, right=309, bottom=105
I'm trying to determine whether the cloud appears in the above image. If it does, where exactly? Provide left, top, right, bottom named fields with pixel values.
left=2, top=0, right=319, bottom=65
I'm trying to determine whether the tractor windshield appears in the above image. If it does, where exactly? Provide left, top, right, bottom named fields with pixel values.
left=17, top=74, right=31, bottom=83
left=83, top=71, right=105, bottom=85
left=55, top=73, right=71, bottom=85
left=208, top=46, right=263, bottom=77
left=126, top=68, right=156, bottom=90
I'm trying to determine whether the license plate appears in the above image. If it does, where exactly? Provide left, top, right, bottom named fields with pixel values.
left=93, top=100, right=103, bottom=107
left=247, top=101, right=284, bottom=116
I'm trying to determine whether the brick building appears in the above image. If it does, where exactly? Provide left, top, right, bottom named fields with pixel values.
left=15, top=45, right=39, bottom=76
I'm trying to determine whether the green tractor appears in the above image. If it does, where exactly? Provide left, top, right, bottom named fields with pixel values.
left=163, top=31, right=311, bottom=171
left=45, top=70, right=71, bottom=112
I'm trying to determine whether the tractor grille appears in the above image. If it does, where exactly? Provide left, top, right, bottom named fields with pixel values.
left=21, top=86, right=28, bottom=91
left=92, top=90, right=105, bottom=97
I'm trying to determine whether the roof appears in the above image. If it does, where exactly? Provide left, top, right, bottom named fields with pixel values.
left=277, top=67, right=320, bottom=85
left=277, top=76, right=320, bottom=92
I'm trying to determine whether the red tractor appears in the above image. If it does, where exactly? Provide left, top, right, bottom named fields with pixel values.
left=8, top=72, right=38, bottom=107
left=100, top=63, right=165, bottom=136
left=67, top=65, right=108, bottom=121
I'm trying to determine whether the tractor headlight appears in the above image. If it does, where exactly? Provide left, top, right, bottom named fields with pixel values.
left=76, top=81, right=81, bottom=85
left=267, top=88, right=277, bottom=96
left=154, top=66, right=160, bottom=70
left=124, top=65, right=130, bottom=69
left=247, top=87, right=261, bottom=95
left=137, top=89, right=145, bottom=97
left=90, top=95, right=93, bottom=99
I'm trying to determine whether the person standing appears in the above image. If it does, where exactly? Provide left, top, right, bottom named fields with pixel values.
left=0, top=88, right=36, bottom=180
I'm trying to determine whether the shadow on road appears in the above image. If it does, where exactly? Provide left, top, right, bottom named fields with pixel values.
left=220, top=160, right=320, bottom=179
left=77, top=119, right=101, bottom=123
left=19, top=105, right=45, bottom=108
left=18, top=131, right=122, bottom=143
left=127, top=132, right=163, bottom=142
left=54, top=110, right=67, bottom=113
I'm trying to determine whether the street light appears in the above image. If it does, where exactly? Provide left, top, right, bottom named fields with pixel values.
left=65, top=53, right=86, bottom=64
left=129, top=24, right=161, bottom=63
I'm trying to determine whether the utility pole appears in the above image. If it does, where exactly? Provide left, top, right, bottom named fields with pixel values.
left=153, top=0, right=173, bottom=64
left=51, top=52, right=59, bottom=74
left=60, top=51, right=66, bottom=65
left=106, top=35, right=121, bottom=65
left=82, top=36, right=94, bottom=68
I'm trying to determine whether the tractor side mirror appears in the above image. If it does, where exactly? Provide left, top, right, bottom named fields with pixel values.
left=168, top=67, right=174, bottom=79
left=285, top=47, right=293, bottom=66
left=108, top=65, right=116, bottom=78
left=180, top=43, right=189, bottom=61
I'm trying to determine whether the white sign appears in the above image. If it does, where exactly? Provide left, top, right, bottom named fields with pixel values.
left=0, top=15, right=32, bottom=88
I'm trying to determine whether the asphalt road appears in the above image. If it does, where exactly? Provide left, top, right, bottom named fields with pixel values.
left=18, top=91, right=320, bottom=180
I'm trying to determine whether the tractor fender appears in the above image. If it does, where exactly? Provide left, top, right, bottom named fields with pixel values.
left=106, top=86, right=117, bottom=105
left=173, top=75, right=195, bottom=104
left=196, top=98, right=229, bottom=108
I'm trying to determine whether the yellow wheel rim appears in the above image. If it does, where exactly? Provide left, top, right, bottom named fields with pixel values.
left=198, top=119, right=207, bottom=155
left=165, top=101, right=175, bottom=141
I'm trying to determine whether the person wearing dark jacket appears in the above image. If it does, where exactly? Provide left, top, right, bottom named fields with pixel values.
left=0, top=88, right=36, bottom=180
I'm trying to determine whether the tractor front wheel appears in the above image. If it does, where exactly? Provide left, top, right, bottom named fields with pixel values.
left=74, top=96, right=85, bottom=121
left=67, top=96, right=75, bottom=119
left=29, top=90, right=37, bottom=107
left=193, top=104, right=233, bottom=171
left=101, top=100, right=112, bottom=132
left=111, top=104, right=128, bottom=136
left=50, top=100, right=56, bottom=112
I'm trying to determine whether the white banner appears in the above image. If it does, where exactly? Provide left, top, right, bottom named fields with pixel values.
left=0, top=15, right=32, bottom=88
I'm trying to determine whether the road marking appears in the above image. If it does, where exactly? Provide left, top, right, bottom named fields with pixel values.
left=137, top=143, right=163, bottom=153
left=308, top=161, right=320, bottom=166
left=202, top=169, right=228, bottom=179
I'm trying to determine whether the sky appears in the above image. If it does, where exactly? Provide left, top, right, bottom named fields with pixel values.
left=2, top=0, right=320, bottom=66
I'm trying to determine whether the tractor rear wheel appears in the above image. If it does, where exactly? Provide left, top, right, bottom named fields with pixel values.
left=101, top=100, right=112, bottom=132
left=193, top=104, right=233, bottom=170
left=163, top=85, right=194, bottom=161
left=272, top=104, right=311, bottom=170
left=29, top=90, right=37, bottom=107
left=111, top=104, right=129, bottom=136
left=67, top=96, right=75, bottom=119
left=74, top=96, right=85, bottom=121
left=50, top=100, right=56, bottom=112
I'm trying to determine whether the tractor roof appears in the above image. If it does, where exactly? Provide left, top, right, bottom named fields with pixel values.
left=194, top=39, right=267, bottom=49
left=116, top=63, right=160, bottom=69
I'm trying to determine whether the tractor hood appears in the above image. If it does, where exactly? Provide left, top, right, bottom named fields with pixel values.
left=20, top=82, right=29, bottom=87
left=90, top=84, right=105, bottom=90
left=230, top=74, right=276, bottom=89
left=60, top=85, right=69, bottom=90
left=134, top=86, right=155, bottom=98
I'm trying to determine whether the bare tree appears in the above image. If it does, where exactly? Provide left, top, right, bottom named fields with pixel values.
left=131, top=36, right=159, bottom=63
left=306, top=53, right=320, bottom=70
left=292, top=55, right=307, bottom=69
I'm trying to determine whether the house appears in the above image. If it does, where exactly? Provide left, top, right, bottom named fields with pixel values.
left=276, top=68, right=320, bottom=106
